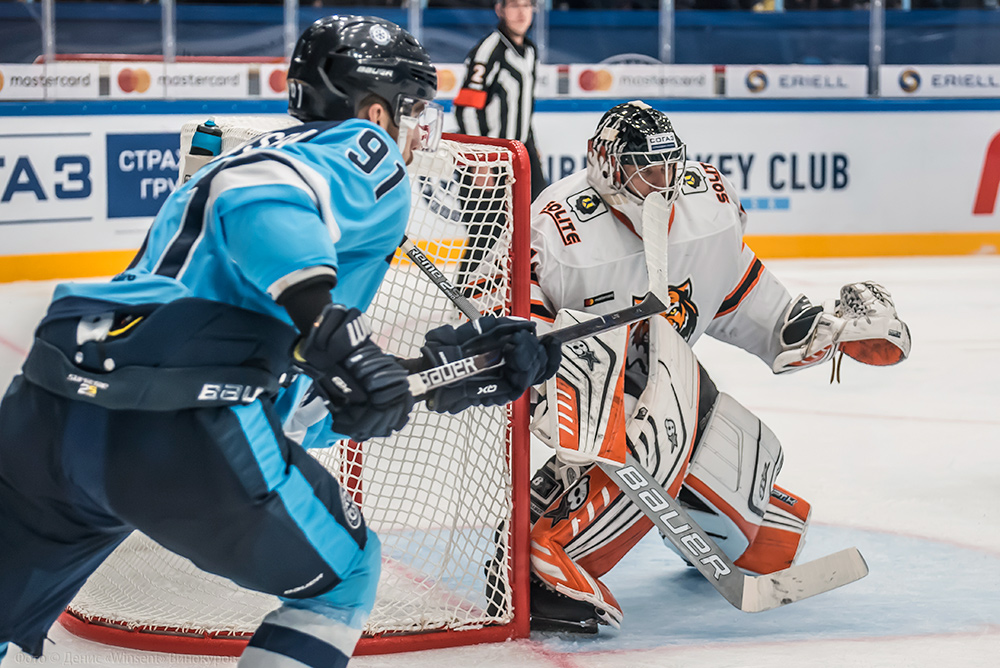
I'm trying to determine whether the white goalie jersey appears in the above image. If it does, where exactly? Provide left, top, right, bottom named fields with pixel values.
left=529, top=163, right=792, bottom=367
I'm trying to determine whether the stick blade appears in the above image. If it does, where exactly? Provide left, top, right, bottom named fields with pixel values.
left=740, top=547, right=869, bottom=613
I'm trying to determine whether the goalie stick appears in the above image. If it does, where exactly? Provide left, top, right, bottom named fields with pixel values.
left=602, top=454, right=868, bottom=612
left=405, top=195, right=869, bottom=612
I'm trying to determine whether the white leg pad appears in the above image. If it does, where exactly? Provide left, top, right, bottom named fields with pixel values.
left=667, top=392, right=784, bottom=561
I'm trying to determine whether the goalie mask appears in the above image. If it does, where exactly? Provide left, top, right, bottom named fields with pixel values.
left=586, top=101, right=686, bottom=234
left=288, top=15, right=443, bottom=152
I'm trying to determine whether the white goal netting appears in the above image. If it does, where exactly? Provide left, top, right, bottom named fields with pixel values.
left=61, top=124, right=530, bottom=654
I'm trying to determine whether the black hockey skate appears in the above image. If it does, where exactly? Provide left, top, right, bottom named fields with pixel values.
left=529, top=577, right=600, bottom=634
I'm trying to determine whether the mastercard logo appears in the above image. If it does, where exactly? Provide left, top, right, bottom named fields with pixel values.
left=118, top=67, right=151, bottom=93
left=0, top=70, right=4, bottom=93
left=268, top=68, right=288, bottom=93
left=436, top=68, right=456, bottom=93
left=899, top=69, right=921, bottom=93
left=578, top=69, right=612, bottom=92
left=745, top=69, right=768, bottom=93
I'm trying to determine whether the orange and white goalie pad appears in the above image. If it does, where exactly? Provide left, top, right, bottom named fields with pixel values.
left=530, top=308, right=630, bottom=466
left=664, top=391, right=811, bottom=574
left=530, top=318, right=701, bottom=626
left=772, top=282, right=911, bottom=374
left=735, top=484, right=811, bottom=575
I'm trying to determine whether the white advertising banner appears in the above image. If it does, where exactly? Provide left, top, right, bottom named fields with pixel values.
left=880, top=65, right=1000, bottom=98
left=0, top=63, right=99, bottom=101
left=726, top=65, right=868, bottom=99
left=259, top=64, right=288, bottom=100
left=108, top=63, right=167, bottom=99
left=1, top=108, right=998, bottom=260
left=0, top=113, right=286, bottom=256
left=567, top=64, right=716, bottom=98
left=160, top=64, right=249, bottom=99
left=433, top=64, right=465, bottom=101
left=532, top=109, right=1000, bottom=236
left=108, top=63, right=249, bottom=100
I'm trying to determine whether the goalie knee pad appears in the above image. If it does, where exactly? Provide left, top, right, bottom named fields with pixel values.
left=734, top=484, right=811, bottom=575
left=665, top=392, right=784, bottom=562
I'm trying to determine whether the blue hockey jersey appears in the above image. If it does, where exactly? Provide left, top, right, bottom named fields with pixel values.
left=55, top=118, right=411, bottom=326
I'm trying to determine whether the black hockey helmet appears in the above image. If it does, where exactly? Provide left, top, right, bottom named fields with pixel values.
left=587, top=100, right=686, bottom=211
left=287, top=15, right=438, bottom=124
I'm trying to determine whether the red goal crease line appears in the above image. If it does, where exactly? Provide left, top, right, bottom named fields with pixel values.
left=3, top=232, right=1000, bottom=284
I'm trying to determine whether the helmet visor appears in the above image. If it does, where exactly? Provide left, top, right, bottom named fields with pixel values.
left=396, top=96, right=444, bottom=153
left=619, top=145, right=686, bottom=205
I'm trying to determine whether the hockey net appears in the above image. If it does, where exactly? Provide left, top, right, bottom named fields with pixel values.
left=58, top=124, right=532, bottom=656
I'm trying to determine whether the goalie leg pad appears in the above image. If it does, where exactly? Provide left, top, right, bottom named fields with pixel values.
left=665, top=392, right=784, bottom=562
left=530, top=465, right=627, bottom=629
left=735, top=484, right=811, bottom=574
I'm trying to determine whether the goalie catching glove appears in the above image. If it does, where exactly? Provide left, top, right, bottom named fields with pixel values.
left=418, top=315, right=561, bottom=414
left=293, top=304, right=415, bottom=442
left=772, top=281, right=911, bottom=375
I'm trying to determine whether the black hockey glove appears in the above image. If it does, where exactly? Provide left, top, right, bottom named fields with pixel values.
left=293, top=304, right=414, bottom=441
left=419, top=315, right=562, bottom=415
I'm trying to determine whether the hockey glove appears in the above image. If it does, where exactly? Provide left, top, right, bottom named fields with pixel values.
left=293, top=304, right=414, bottom=441
left=772, top=282, right=911, bottom=375
left=419, top=315, right=561, bottom=414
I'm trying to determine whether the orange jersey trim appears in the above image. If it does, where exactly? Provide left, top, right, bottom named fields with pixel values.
left=715, top=256, right=763, bottom=319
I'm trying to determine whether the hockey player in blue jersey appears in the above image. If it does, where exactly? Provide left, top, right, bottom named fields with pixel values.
left=0, top=15, right=560, bottom=668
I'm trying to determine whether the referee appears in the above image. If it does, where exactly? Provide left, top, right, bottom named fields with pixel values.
left=452, top=0, right=547, bottom=306
left=454, top=0, right=547, bottom=200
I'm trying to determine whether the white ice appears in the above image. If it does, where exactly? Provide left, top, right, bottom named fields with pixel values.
left=2, top=256, right=999, bottom=668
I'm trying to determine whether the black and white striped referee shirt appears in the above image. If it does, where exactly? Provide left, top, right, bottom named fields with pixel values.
left=454, top=25, right=537, bottom=143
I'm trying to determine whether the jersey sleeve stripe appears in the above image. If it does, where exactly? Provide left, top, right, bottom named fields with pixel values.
left=714, top=257, right=763, bottom=319
left=530, top=300, right=555, bottom=323
left=453, top=88, right=488, bottom=109
left=267, top=265, right=338, bottom=301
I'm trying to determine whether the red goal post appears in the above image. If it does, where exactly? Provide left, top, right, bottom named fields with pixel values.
left=57, top=132, right=534, bottom=657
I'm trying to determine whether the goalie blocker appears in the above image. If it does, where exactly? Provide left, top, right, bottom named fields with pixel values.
left=528, top=312, right=811, bottom=632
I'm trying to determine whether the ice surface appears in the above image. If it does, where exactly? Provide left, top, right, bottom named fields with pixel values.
left=2, top=256, right=999, bottom=668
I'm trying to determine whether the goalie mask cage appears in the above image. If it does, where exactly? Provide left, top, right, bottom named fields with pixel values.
left=57, top=129, right=532, bottom=657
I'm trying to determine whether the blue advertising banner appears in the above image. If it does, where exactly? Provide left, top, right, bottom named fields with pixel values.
left=106, top=133, right=180, bottom=219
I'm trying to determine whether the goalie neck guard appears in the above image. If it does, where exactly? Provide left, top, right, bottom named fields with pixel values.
left=586, top=101, right=687, bottom=236
left=287, top=15, right=438, bottom=124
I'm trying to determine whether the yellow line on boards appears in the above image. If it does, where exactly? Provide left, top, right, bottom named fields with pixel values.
left=1, top=233, right=998, bottom=283
left=745, top=232, right=1000, bottom=258
left=0, top=250, right=136, bottom=283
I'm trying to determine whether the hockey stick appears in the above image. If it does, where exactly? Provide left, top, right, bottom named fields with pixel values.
left=400, top=236, right=480, bottom=321
left=404, top=292, right=668, bottom=396
left=600, top=454, right=868, bottom=612
left=399, top=236, right=666, bottom=396
left=642, top=191, right=671, bottom=303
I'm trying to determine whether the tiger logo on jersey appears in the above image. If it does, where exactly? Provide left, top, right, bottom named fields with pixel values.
left=632, top=279, right=699, bottom=341
left=665, top=280, right=698, bottom=340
